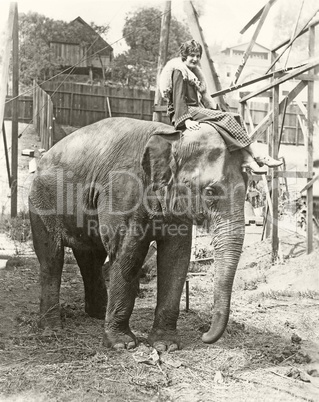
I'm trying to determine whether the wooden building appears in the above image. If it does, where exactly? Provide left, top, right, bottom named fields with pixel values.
left=214, top=42, right=273, bottom=90
left=49, top=17, right=113, bottom=79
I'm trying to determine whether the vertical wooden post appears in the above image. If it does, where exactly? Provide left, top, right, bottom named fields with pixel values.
left=0, top=3, right=15, bottom=130
left=268, top=52, right=276, bottom=161
left=106, top=97, right=112, bottom=117
left=11, top=3, right=18, bottom=218
left=295, top=112, right=299, bottom=146
left=2, top=122, right=11, bottom=186
left=153, top=1, right=171, bottom=122
left=47, top=94, right=53, bottom=148
left=33, top=80, right=37, bottom=133
left=306, top=25, right=315, bottom=254
left=246, top=104, right=255, bottom=133
left=140, top=99, right=144, bottom=120
left=70, top=92, right=74, bottom=126
left=264, top=51, right=276, bottom=240
left=104, top=96, right=108, bottom=117
left=271, top=81, right=280, bottom=262
left=240, top=102, right=248, bottom=132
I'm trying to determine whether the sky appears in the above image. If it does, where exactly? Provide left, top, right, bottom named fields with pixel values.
left=1, top=0, right=278, bottom=55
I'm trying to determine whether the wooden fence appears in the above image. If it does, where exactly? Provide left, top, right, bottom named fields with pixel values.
left=40, top=81, right=307, bottom=145
left=41, top=81, right=156, bottom=128
left=228, top=99, right=307, bottom=145
left=33, top=81, right=54, bottom=150
left=7, top=80, right=310, bottom=147
left=4, top=95, right=33, bottom=122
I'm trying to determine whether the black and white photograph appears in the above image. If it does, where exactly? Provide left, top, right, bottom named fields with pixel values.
left=0, top=0, right=318, bottom=400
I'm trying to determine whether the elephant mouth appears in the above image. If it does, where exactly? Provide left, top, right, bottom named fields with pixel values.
left=191, top=201, right=213, bottom=226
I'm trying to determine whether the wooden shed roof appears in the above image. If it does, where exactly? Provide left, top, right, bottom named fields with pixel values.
left=50, top=16, right=113, bottom=55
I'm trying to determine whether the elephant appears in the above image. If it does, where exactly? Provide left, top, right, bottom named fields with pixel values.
left=29, top=117, right=247, bottom=351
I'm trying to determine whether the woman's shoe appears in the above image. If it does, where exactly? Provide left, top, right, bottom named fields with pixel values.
left=255, top=156, right=283, bottom=168
left=242, top=161, right=267, bottom=175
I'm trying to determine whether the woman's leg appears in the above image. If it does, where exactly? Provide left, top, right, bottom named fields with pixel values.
left=188, top=108, right=282, bottom=173
left=244, top=143, right=283, bottom=168
left=241, top=148, right=268, bottom=174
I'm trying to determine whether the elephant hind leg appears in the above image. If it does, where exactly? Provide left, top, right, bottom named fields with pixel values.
left=30, top=211, right=64, bottom=330
left=72, top=248, right=108, bottom=319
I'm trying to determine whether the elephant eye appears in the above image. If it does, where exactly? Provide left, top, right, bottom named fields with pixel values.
left=204, top=187, right=217, bottom=197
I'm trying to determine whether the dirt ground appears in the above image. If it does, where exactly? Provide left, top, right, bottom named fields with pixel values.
left=0, top=123, right=319, bottom=401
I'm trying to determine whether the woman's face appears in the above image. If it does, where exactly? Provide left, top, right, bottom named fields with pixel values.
left=184, top=50, right=201, bottom=69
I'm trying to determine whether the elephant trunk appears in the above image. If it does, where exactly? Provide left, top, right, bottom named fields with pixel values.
left=202, top=215, right=245, bottom=344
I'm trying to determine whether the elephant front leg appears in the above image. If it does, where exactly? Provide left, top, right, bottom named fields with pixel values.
left=103, top=238, right=150, bottom=350
left=149, top=225, right=192, bottom=351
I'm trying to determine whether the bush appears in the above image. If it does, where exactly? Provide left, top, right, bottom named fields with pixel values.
left=1, top=212, right=32, bottom=243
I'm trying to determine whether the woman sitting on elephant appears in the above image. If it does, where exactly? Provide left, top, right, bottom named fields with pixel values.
left=160, top=39, right=282, bottom=174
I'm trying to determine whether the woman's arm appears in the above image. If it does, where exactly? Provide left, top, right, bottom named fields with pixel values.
left=171, top=70, right=193, bottom=129
left=201, top=92, right=217, bottom=109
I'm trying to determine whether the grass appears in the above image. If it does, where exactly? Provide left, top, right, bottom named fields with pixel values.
left=0, top=211, right=32, bottom=243
left=243, top=273, right=267, bottom=291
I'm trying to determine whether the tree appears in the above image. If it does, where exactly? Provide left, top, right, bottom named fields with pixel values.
left=18, top=12, right=110, bottom=87
left=111, top=7, right=191, bottom=89
left=271, top=0, right=319, bottom=65
left=19, top=12, right=59, bottom=86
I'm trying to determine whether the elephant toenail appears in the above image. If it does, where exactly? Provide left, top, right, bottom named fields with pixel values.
left=154, top=342, right=167, bottom=352
left=127, top=341, right=137, bottom=350
left=113, top=343, right=125, bottom=350
left=168, top=344, right=178, bottom=352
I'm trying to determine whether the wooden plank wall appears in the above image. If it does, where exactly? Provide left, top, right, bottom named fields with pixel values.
left=50, top=43, right=87, bottom=67
left=7, top=80, right=309, bottom=147
left=41, top=82, right=156, bottom=127
left=4, top=96, right=33, bottom=122
left=228, top=99, right=307, bottom=145
left=33, top=82, right=54, bottom=150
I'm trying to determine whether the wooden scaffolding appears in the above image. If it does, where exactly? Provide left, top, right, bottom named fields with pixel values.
left=154, top=0, right=318, bottom=260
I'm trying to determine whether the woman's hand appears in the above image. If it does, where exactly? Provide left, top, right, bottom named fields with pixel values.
left=185, top=119, right=200, bottom=130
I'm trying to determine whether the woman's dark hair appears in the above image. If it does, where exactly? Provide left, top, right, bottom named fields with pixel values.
left=179, top=40, right=203, bottom=61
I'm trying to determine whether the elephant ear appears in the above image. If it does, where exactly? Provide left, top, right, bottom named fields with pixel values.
left=142, top=133, right=179, bottom=191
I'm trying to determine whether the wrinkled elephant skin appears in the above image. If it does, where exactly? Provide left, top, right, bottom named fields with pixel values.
left=29, top=117, right=247, bottom=350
